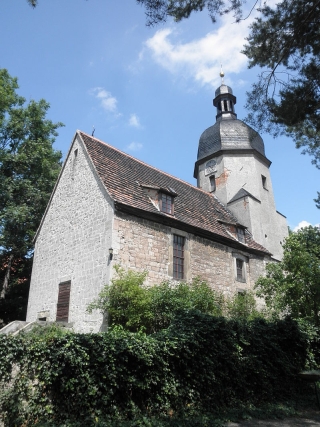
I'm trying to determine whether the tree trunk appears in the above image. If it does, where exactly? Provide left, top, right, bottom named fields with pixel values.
left=1, top=254, right=14, bottom=299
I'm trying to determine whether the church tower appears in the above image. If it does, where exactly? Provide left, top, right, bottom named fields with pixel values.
left=194, top=73, right=288, bottom=260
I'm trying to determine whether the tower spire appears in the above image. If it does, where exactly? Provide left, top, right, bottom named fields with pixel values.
left=213, top=69, right=237, bottom=121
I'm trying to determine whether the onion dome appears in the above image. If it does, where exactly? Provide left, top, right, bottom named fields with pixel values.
left=196, top=76, right=266, bottom=161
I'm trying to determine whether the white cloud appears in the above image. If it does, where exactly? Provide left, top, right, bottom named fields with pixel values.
left=90, top=87, right=119, bottom=114
left=143, top=14, right=253, bottom=88
left=126, top=142, right=143, bottom=151
left=293, top=221, right=320, bottom=232
left=129, top=113, right=141, bottom=128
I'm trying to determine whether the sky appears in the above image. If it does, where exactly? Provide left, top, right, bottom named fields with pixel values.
left=1, top=0, right=319, bottom=231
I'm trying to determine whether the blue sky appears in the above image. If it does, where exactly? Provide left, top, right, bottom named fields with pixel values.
left=1, top=0, right=319, bottom=231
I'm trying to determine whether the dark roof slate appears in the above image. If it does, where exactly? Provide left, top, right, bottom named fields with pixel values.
left=197, top=119, right=266, bottom=161
left=228, top=188, right=261, bottom=204
left=79, top=131, right=270, bottom=255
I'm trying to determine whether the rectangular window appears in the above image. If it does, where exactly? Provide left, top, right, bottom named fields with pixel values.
left=173, top=234, right=185, bottom=279
left=237, top=227, right=245, bottom=243
left=261, top=175, right=267, bottom=189
left=56, top=281, right=71, bottom=322
left=236, top=259, right=244, bottom=282
left=160, top=193, right=173, bottom=214
left=210, top=175, right=216, bottom=192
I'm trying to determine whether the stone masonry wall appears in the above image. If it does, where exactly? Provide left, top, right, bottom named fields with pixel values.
left=112, top=212, right=170, bottom=284
left=112, top=211, right=267, bottom=295
left=27, top=134, right=114, bottom=333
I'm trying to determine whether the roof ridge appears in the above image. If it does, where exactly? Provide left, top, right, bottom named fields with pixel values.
left=77, top=130, right=269, bottom=255
left=78, top=130, right=216, bottom=198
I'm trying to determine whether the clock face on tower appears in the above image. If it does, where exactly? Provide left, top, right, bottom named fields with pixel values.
left=205, top=159, right=217, bottom=175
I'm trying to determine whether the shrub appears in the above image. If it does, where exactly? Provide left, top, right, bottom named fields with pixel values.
left=0, top=315, right=309, bottom=426
left=87, top=267, right=223, bottom=333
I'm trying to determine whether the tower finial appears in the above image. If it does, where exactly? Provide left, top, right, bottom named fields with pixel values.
left=220, top=65, right=225, bottom=84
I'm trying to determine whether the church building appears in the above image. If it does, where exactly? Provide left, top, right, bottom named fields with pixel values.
left=26, top=79, right=288, bottom=332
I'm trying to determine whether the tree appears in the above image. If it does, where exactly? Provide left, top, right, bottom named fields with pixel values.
left=87, top=265, right=223, bottom=333
left=242, top=0, right=320, bottom=207
left=0, top=69, right=62, bottom=322
left=255, top=226, right=320, bottom=325
left=136, top=0, right=246, bottom=26
left=25, top=0, right=251, bottom=23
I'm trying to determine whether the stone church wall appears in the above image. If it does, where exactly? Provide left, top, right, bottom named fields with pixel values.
left=27, top=135, right=114, bottom=333
left=112, top=211, right=267, bottom=295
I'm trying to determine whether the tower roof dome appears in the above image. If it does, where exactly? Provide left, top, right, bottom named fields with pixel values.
left=196, top=76, right=266, bottom=161
left=215, top=84, right=234, bottom=97
left=197, top=119, right=265, bottom=160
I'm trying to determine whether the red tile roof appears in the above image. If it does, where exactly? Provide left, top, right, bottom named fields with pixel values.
left=79, top=131, right=270, bottom=255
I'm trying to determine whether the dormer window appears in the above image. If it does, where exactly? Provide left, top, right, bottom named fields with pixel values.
left=237, top=227, right=245, bottom=243
left=140, top=183, right=177, bottom=215
left=159, top=192, right=174, bottom=214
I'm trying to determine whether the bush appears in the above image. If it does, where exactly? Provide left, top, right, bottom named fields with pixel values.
left=0, top=315, right=309, bottom=426
left=224, top=290, right=262, bottom=320
left=87, top=267, right=223, bottom=333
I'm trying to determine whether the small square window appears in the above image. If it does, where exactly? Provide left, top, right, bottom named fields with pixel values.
left=160, top=193, right=174, bottom=214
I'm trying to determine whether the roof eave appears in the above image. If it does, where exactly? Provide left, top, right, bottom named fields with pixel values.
left=114, top=202, right=270, bottom=257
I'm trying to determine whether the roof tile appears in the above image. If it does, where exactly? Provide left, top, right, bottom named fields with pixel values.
left=79, top=131, right=269, bottom=255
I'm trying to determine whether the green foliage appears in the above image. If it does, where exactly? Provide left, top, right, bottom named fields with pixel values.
left=0, top=315, right=309, bottom=426
left=0, top=68, right=63, bottom=322
left=255, top=226, right=320, bottom=325
left=0, top=257, right=32, bottom=327
left=148, top=278, right=224, bottom=332
left=87, top=265, right=151, bottom=331
left=0, top=69, right=63, bottom=257
left=224, top=290, right=262, bottom=321
left=87, top=267, right=223, bottom=333
left=22, top=322, right=72, bottom=339
left=243, top=0, right=320, bottom=205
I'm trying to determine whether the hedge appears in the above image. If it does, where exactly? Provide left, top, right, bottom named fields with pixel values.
left=0, top=312, right=308, bottom=426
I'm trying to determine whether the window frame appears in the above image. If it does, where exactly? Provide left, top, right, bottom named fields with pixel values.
left=209, top=175, right=216, bottom=192
left=261, top=175, right=268, bottom=190
left=236, top=259, right=245, bottom=282
left=173, top=234, right=185, bottom=280
left=159, top=192, right=174, bottom=215
left=233, top=253, right=248, bottom=283
left=237, top=227, right=245, bottom=243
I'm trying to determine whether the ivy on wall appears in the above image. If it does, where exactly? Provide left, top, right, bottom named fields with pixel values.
left=0, top=314, right=310, bottom=426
